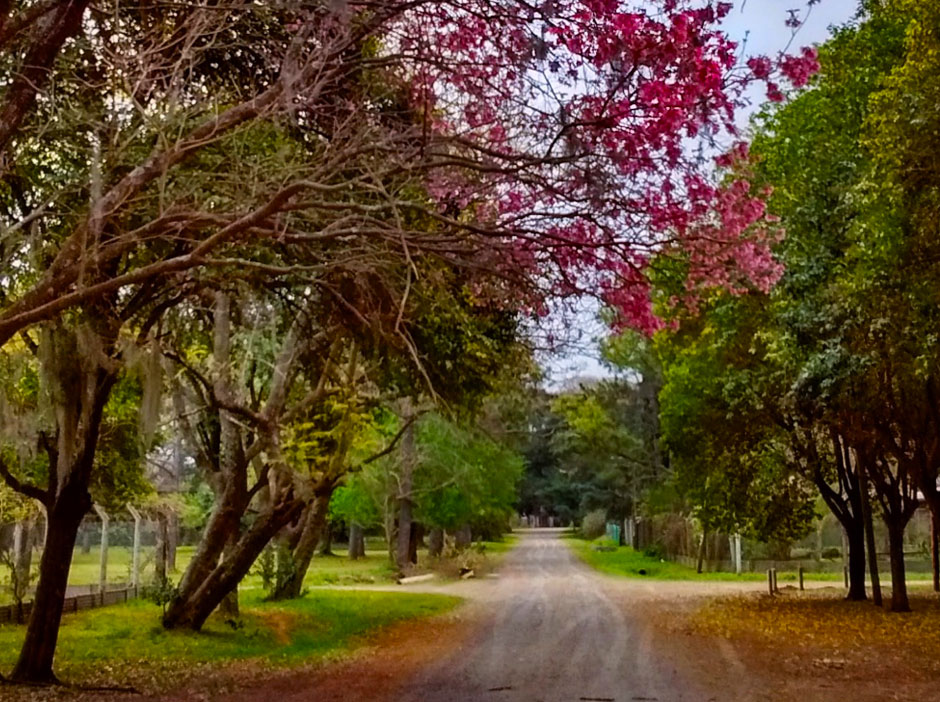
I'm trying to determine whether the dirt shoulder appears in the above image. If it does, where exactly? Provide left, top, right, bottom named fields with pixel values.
left=630, top=586, right=940, bottom=702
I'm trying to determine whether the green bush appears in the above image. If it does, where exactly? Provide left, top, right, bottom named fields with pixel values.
left=580, top=509, right=607, bottom=540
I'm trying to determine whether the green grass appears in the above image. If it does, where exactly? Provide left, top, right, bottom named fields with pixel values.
left=566, top=535, right=937, bottom=583
left=0, top=589, right=459, bottom=689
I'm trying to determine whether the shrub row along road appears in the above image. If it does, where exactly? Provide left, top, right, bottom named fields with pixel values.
left=388, top=528, right=704, bottom=702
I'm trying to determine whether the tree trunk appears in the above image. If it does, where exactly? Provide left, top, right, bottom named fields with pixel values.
left=696, top=530, right=707, bottom=574
left=454, top=524, right=472, bottom=550
left=80, top=526, right=91, bottom=555
left=427, top=527, right=444, bottom=558
left=12, top=520, right=32, bottom=605
left=396, top=406, right=416, bottom=573
left=154, top=514, right=168, bottom=586
left=9, top=482, right=90, bottom=683
left=167, top=510, right=179, bottom=572
left=408, top=522, right=422, bottom=565
left=271, top=487, right=332, bottom=600
left=845, top=523, right=867, bottom=601
left=858, top=465, right=882, bottom=607
left=932, top=512, right=939, bottom=594
left=317, top=521, right=334, bottom=557
left=886, top=521, right=910, bottom=613
left=219, top=532, right=239, bottom=618
left=163, top=494, right=304, bottom=630
left=348, top=523, right=365, bottom=560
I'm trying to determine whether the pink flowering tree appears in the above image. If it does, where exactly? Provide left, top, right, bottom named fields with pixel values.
left=0, top=0, right=818, bottom=684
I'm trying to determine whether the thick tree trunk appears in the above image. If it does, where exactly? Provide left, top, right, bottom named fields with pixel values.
left=271, top=487, right=332, bottom=600
left=845, top=524, right=867, bottom=601
left=427, top=527, right=444, bottom=558
left=10, top=482, right=90, bottom=683
left=348, top=523, right=365, bottom=560
left=408, top=522, right=422, bottom=565
left=317, top=522, right=334, bottom=556
left=163, top=495, right=304, bottom=630
left=219, top=532, right=240, bottom=618
left=886, top=521, right=910, bottom=613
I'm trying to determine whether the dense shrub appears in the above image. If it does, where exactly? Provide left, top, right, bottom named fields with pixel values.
left=581, top=509, right=607, bottom=540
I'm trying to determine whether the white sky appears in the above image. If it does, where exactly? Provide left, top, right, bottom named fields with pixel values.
left=543, top=0, right=860, bottom=387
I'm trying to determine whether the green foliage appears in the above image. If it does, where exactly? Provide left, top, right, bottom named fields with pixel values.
left=414, top=413, right=523, bottom=536
left=580, top=509, right=608, bottom=540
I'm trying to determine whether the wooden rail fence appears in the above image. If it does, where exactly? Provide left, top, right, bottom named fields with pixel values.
left=0, top=586, right=140, bottom=625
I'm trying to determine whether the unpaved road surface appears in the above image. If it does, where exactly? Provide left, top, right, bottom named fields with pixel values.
left=388, top=528, right=708, bottom=702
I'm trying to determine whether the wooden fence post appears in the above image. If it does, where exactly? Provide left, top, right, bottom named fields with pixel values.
left=798, top=566, right=804, bottom=591
left=767, top=569, right=774, bottom=596
left=843, top=565, right=849, bottom=589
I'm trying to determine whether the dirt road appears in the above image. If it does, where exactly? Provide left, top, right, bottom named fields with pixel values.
left=388, top=528, right=709, bottom=702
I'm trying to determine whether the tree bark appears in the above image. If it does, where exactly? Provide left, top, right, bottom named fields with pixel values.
left=154, top=514, right=168, bottom=586
left=163, top=491, right=304, bottom=630
left=696, top=530, right=707, bottom=574
left=886, top=521, right=910, bottom=612
left=932, top=512, right=939, bottom=594
left=454, top=524, right=472, bottom=550
left=395, top=403, right=416, bottom=574
left=857, top=461, right=882, bottom=606
left=167, top=510, right=179, bottom=572
left=408, top=522, right=422, bottom=565
left=348, top=523, right=365, bottom=560
left=427, top=527, right=444, bottom=558
left=317, top=521, right=334, bottom=557
left=12, top=520, right=32, bottom=605
left=845, top=523, right=867, bottom=602
left=271, top=485, right=333, bottom=600
left=9, top=477, right=91, bottom=683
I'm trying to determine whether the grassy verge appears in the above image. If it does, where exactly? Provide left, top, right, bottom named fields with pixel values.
left=566, top=535, right=766, bottom=581
left=566, top=535, right=937, bottom=583
left=0, top=589, right=459, bottom=691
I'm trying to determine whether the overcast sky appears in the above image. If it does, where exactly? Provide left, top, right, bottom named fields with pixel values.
left=543, top=0, right=860, bottom=387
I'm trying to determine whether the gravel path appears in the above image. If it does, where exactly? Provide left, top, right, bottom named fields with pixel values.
left=384, top=529, right=711, bottom=702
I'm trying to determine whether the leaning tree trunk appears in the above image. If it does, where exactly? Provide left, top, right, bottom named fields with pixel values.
left=8, top=343, right=115, bottom=685
left=10, top=476, right=92, bottom=683
left=886, top=520, right=910, bottom=613
left=271, top=485, right=332, bottom=600
left=219, top=532, right=240, bottom=618
left=348, top=523, right=365, bottom=560
left=163, top=493, right=304, bottom=630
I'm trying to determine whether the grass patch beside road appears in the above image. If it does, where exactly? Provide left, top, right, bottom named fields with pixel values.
left=566, top=535, right=766, bottom=581
left=0, top=589, right=459, bottom=692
